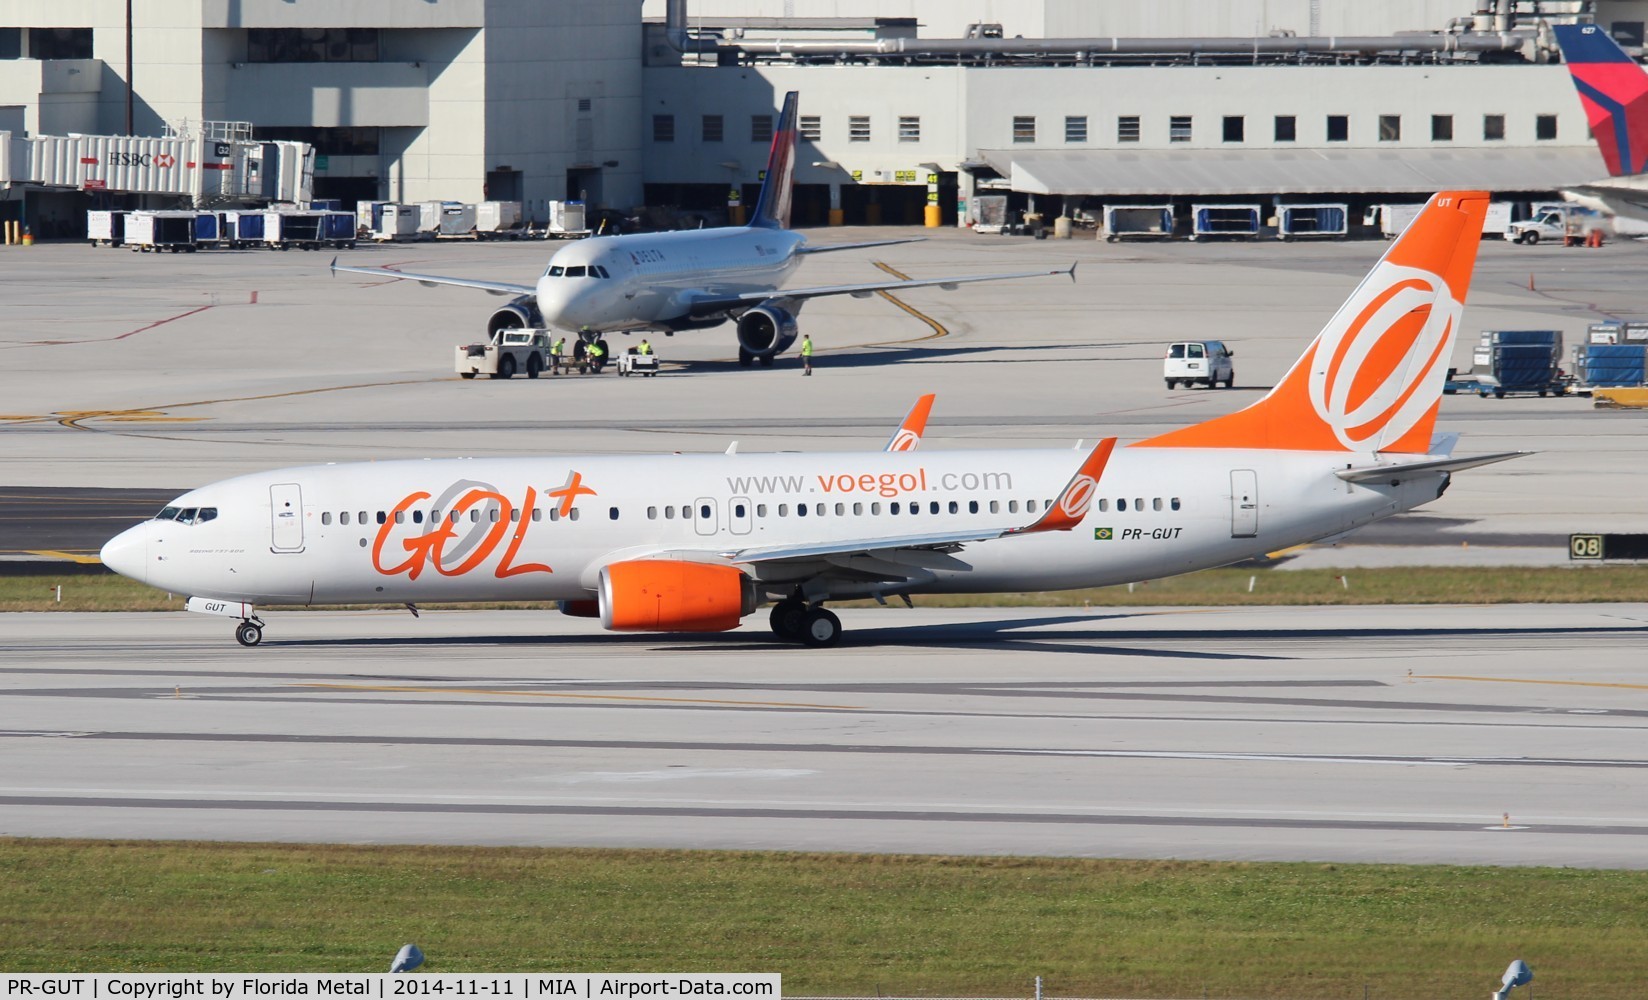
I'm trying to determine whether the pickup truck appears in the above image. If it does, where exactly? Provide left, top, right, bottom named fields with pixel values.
left=456, top=329, right=553, bottom=380
left=1505, top=206, right=1603, bottom=246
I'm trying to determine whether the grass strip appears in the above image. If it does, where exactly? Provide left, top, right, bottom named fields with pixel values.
left=4, top=566, right=1646, bottom=613
left=1, top=840, right=1645, bottom=996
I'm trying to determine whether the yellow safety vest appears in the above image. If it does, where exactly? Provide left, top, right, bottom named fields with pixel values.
left=801, top=339, right=813, bottom=356
left=639, top=343, right=653, bottom=354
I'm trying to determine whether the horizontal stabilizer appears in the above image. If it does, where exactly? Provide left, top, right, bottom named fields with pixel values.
left=1334, top=451, right=1531, bottom=483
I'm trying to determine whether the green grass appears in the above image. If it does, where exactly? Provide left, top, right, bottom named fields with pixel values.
left=2, top=842, right=1646, bottom=996
left=5, top=565, right=1647, bottom=613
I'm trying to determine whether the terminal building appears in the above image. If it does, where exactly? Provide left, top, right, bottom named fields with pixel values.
left=4, top=0, right=1648, bottom=232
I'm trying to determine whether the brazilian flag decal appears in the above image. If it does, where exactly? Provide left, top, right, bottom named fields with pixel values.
left=1093, top=527, right=1113, bottom=540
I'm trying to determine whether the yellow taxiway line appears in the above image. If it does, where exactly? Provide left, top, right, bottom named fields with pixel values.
left=1413, top=674, right=1648, bottom=692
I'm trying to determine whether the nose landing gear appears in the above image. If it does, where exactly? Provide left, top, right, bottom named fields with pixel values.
left=234, top=618, right=266, bottom=647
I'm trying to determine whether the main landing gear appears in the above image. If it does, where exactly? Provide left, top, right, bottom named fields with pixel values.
left=768, top=596, right=841, bottom=647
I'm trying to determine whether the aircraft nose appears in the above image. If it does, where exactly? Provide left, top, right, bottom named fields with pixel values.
left=100, top=524, right=148, bottom=583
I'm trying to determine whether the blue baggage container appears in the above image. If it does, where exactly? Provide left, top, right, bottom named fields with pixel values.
left=1581, top=344, right=1648, bottom=387
left=321, top=211, right=356, bottom=243
left=1491, top=345, right=1558, bottom=390
left=193, top=213, right=222, bottom=242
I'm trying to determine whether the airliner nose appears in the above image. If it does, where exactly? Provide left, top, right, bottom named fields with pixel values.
left=100, top=524, right=148, bottom=583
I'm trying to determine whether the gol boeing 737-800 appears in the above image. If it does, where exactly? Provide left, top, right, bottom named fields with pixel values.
left=332, top=91, right=1072, bottom=368
left=102, top=191, right=1525, bottom=649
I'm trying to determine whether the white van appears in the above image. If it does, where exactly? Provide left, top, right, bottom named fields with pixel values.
left=1164, top=341, right=1235, bottom=389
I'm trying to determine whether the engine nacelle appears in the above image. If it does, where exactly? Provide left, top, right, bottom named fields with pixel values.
left=487, top=295, right=542, bottom=337
left=598, top=560, right=755, bottom=633
left=735, top=304, right=799, bottom=358
left=558, top=599, right=600, bottom=619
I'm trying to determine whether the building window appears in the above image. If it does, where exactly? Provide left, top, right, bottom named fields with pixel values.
left=1118, top=115, right=1140, bottom=142
left=1222, top=116, right=1244, bottom=142
left=1536, top=114, right=1558, bottom=141
left=247, top=28, right=378, bottom=63
left=702, top=115, right=724, bottom=142
left=1065, top=115, right=1088, bottom=143
left=1013, top=116, right=1036, bottom=143
left=256, top=127, right=380, bottom=156
left=898, top=116, right=921, bottom=142
left=652, top=115, right=675, bottom=143
left=750, top=115, right=772, bottom=142
left=27, top=27, right=93, bottom=60
left=0, top=28, right=19, bottom=60
left=577, top=98, right=593, bottom=113
left=1326, top=115, right=1349, bottom=142
left=1169, top=116, right=1192, bottom=142
left=1431, top=114, right=1453, bottom=141
left=1274, top=115, right=1296, bottom=142
left=1484, top=114, right=1505, bottom=141
left=1379, top=115, right=1401, bottom=142
left=800, top=115, right=822, bottom=141
left=1612, top=21, right=1646, bottom=47
left=848, top=115, right=871, bottom=142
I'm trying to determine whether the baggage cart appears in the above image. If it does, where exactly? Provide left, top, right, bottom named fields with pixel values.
left=1276, top=204, right=1347, bottom=240
left=617, top=351, right=660, bottom=377
left=1104, top=205, right=1174, bottom=242
left=87, top=210, right=127, bottom=247
left=1190, top=204, right=1261, bottom=241
left=126, top=210, right=198, bottom=253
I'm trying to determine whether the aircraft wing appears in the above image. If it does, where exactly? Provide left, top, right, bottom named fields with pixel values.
left=723, top=439, right=1118, bottom=566
left=330, top=258, right=535, bottom=297
left=683, top=263, right=1076, bottom=317
left=796, top=237, right=925, bottom=254
left=1334, top=451, right=1530, bottom=483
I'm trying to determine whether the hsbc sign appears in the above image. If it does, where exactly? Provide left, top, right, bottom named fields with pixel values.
left=106, top=152, right=177, bottom=168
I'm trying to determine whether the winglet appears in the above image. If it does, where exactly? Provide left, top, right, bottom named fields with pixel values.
left=1009, top=437, right=1117, bottom=534
left=885, top=394, right=936, bottom=452
left=329, top=255, right=337, bottom=275
left=1067, top=261, right=1078, bottom=282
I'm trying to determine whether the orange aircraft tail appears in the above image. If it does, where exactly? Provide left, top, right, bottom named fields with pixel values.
left=1136, top=191, right=1489, bottom=454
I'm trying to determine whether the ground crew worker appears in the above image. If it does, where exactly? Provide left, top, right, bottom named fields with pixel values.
left=550, top=336, right=565, bottom=375
left=800, top=334, right=814, bottom=375
left=587, top=339, right=606, bottom=373
left=639, top=338, right=653, bottom=355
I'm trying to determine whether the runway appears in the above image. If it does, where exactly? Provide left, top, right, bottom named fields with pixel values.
left=5, top=604, right=1647, bottom=867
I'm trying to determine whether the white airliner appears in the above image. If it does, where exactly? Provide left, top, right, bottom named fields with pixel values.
left=332, top=92, right=1072, bottom=367
left=103, top=191, right=1524, bottom=649
left=1551, top=24, right=1648, bottom=229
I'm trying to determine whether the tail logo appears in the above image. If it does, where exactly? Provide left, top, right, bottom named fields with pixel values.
left=887, top=429, right=921, bottom=452
left=1307, top=262, right=1460, bottom=450
left=1058, top=474, right=1099, bottom=520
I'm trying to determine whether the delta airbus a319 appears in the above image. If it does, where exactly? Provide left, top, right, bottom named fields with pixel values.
left=104, top=191, right=1524, bottom=648
left=331, top=91, right=1072, bottom=367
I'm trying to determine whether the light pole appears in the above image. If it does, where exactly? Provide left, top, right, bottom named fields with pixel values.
left=125, top=0, right=134, bottom=134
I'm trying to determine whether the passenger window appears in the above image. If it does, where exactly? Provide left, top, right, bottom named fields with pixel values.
left=412, top=510, right=423, bottom=524
left=1118, top=499, right=1127, bottom=511
left=340, top=511, right=351, bottom=525
left=778, top=504, right=788, bottom=516
left=665, top=506, right=674, bottom=519
left=322, top=512, right=332, bottom=525
left=609, top=507, right=620, bottom=520
left=198, top=508, right=217, bottom=523
left=834, top=503, right=844, bottom=516
left=549, top=509, right=560, bottom=522
left=511, top=509, right=521, bottom=522
left=1135, top=498, right=1144, bottom=510
left=647, top=506, right=657, bottom=519
left=853, top=503, right=863, bottom=515
left=989, top=501, right=1000, bottom=513
left=1171, top=498, right=1181, bottom=511
left=890, top=502, right=901, bottom=514
left=929, top=501, right=940, bottom=514
left=468, top=510, right=479, bottom=523
left=757, top=504, right=768, bottom=517
left=1153, top=498, right=1163, bottom=511
left=871, top=502, right=881, bottom=515
left=395, top=511, right=405, bottom=524
left=968, top=500, right=979, bottom=514
left=797, top=504, right=808, bottom=517
left=491, top=508, right=502, bottom=523
left=1008, top=500, right=1019, bottom=513
left=532, top=508, right=542, bottom=522
left=565, top=265, right=587, bottom=277
left=569, top=508, right=580, bottom=521
left=1026, top=500, right=1038, bottom=514
left=815, top=504, right=824, bottom=516
left=736, top=503, right=747, bottom=517
left=948, top=501, right=959, bottom=514
left=910, top=503, right=920, bottom=515
left=1098, top=499, right=1108, bottom=512
left=701, top=504, right=711, bottom=519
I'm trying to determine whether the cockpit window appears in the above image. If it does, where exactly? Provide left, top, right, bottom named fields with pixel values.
left=565, top=265, right=587, bottom=278
left=155, top=506, right=181, bottom=521
left=155, top=505, right=218, bottom=524
left=593, top=265, right=610, bottom=278
left=178, top=508, right=199, bottom=524
left=547, top=265, right=565, bottom=277
left=197, top=508, right=218, bottom=523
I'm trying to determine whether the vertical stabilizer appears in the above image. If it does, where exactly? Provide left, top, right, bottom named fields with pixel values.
left=1553, top=23, right=1648, bottom=177
left=1135, top=191, right=1490, bottom=454
left=748, top=91, right=799, bottom=230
